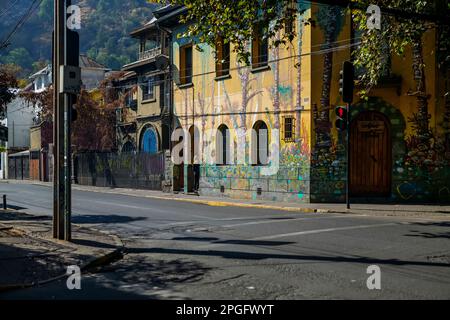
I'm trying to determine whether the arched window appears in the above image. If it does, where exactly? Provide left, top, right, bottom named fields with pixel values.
left=216, top=124, right=230, bottom=165
left=252, top=121, right=269, bottom=165
left=122, top=141, right=135, bottom=153
left=140, top=125, right=159, bottom=154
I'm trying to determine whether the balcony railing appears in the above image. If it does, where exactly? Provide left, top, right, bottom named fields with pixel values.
left=139, top=46, right=161, bottom=61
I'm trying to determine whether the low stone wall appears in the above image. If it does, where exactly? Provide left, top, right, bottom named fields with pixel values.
left=198, top=165, right=311, bottom=202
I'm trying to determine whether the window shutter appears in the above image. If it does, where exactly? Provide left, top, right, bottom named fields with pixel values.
left=180, top=46, right=186, bottom=84
left=252, top=30, right=260, bottom=68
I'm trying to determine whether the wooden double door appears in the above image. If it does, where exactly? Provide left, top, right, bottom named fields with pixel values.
left=349, top=111, right=392, bottom=197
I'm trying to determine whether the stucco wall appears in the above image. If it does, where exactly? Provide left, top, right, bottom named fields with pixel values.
left=170, top=3, right=449, bottom=203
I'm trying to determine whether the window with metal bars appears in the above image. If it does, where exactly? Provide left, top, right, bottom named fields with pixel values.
left=142, top=78, right=155, bottom=101
left=283, top=116, right=295, bottom=142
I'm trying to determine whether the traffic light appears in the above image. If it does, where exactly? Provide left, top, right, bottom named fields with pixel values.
left=335, top=106, right=347, bottom=131
left=339, top=61, right=354, bottom=104
left=67, top=30, right=79, bottom=67
left=67, top=29, right=79, bottom=122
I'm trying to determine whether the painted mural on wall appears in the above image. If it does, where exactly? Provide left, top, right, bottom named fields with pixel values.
left=172, top=21, right=314, bottom=202
left=310, top=5, right=347, bottom=202
left=393, top=101, right=450, bottom=202
left=171, top=3, right=449, bottom=204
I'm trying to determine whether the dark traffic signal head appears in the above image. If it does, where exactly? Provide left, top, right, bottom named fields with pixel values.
left=67, top=30, right=79, bottom=67
left=339, top=61, right=354, bottom=104
left=335, top=106, right=347, bottom=131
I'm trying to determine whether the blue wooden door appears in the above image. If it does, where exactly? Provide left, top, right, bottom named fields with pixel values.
left=141, top=127, right=158, bottom=154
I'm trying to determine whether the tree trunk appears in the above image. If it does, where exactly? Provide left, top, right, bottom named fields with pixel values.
left=295, top=22, right=303, bottom=142
left=273, top=44, right=280, bottom=130
left=316, top=29, right=335, bottom=149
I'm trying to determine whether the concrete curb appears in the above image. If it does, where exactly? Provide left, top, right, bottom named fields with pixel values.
left=114, top=195, right=327, bottom=214
left=0, top=179, right=325, bottom=213
left=0, top=222, right=124, bottom=293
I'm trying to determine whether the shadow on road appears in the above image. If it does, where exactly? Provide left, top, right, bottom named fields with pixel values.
left=171, top=237, right=295, bottom=246
left=71, top=239, right=117, bottom=249
left=0, top=211, right=147, bottom=225
left=71, top=215, right=147, bottom=224
left=89, top=254, right=211, bottom=299
left=126, top=247, right=450, bottom=268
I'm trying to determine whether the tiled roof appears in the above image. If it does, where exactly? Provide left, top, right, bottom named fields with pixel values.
left=29, top=65, right=51, bottom=79
left=79, top=54, right=110, bottom=70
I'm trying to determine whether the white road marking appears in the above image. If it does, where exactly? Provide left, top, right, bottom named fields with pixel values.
left=252, top=223, right=403, bottom=240
left=196, top=222, right=405, bottom=250
left=222, top=214, right=367, bottom=228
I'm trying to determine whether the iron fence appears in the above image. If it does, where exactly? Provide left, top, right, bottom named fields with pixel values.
left=75, top=151, right=165, bottom=190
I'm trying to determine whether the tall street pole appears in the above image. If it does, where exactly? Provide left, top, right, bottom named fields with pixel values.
left=346, top=102, right=350, bottom=210
left=53, top=0, right=72, bottom=241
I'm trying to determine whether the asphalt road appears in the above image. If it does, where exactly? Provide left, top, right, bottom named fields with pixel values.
left=1, top=182, right=449, bottom=300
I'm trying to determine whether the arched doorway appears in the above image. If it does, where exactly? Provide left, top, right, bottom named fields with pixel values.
left=172, top=127, right=184, bottom=192
left=252, top=120, right=269, bottom=165
left=216, top=124, right=230, bottom=165
left=349, top=111, right=392, bottom=197
left=188, top=125, right=200, bottom=193
left=140, top=125, right=159, bottom=154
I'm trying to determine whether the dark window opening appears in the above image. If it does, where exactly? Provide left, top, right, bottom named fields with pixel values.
left=283, top=116, right=295, bottom=142
left=180, top=44, right=193, bottom=85
left=216, top=37, right=230, bottom=77
left=252, top=29, right=269, bottom=69
left=216, top=125, right=230, bottom=165
left=142, top=78, right=155, bottom=101
left=252, top=121, right=269, bottom=165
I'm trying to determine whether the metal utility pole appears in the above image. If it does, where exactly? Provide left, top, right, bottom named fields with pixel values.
left=53, top=0, right=80, bottom=241
left=346, top=102, right=351, bottom=210
left=338, top=61, right=354, bottom=210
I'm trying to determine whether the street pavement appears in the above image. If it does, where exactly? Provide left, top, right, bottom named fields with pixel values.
left=0, top=212, right=121, bottom=291
left=0, top=182, right=449, bottom=299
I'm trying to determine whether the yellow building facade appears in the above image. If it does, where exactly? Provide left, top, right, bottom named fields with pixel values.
left=170, top=3, right=449, bottom=203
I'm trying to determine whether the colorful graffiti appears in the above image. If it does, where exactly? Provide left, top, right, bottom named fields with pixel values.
left=170, top=4, right=449, bottom=204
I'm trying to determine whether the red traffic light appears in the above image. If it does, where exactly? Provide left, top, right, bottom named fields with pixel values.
left=335, top=106, right=348, bottom=131
left=335, top=106, right=347, bottom=119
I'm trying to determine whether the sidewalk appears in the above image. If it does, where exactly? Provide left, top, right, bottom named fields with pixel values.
left=2, top=179, right=450, bottom=219
left=0, top=209, right=123, bottom=292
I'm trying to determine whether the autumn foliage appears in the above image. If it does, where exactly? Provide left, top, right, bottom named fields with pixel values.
left=0, top=64, right=19, bottom=119
left=20, top=72, right=127, bottom=152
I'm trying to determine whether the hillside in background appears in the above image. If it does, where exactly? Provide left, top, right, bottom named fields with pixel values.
left=0, top=0, right=159, bottom=76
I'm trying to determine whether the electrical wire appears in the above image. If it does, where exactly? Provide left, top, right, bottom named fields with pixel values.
left=0, top=0, right=43, bottom=51
left=104, top=39, right=362, bottom=90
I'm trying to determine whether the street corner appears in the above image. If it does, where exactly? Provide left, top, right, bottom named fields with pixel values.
left=0, top=210, right=123, bottom=293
